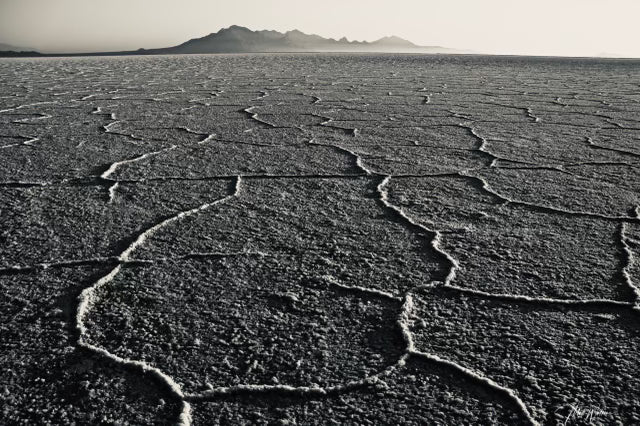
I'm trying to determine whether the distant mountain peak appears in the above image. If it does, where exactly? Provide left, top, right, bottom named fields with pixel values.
left=226, top=25, right=251, bottom=31
left=372, top=35, right=417, bottom=47
left=217, top=25, right=252, bottom=35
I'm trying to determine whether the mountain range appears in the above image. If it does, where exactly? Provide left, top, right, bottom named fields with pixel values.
left=0, top=26, right=465, bottom=57
left=140, top=25, right=457, bottom=54
left=0, top=42, right=37, bottom=53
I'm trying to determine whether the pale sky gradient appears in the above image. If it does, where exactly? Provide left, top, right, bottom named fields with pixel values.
left=1, top=0, right=639, bottom=57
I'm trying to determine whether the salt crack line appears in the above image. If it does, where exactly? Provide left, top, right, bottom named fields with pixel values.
left=102, top=120, right=126, bottom=134
left=22, top=136, right=39, bottom=146
left=492, top=163, right=573, bottom=176
left=377, top=176, right=459, bottom=285
left=107, top=182, right=120, bottom=204
left=254, top=90, right=269, bottom=100
left=188, top=383, right=328, bottom=399
left=185, top=353, right=410, bottom=401
left=176, top=127, right=216, bottom=145
left=0, top=257, right=118, bottom=275
left=175, top=250, right=265, bottom=261
left=0, top=135, right=39, bottom=149
left=75, top=176, right=242, bottom=426
left=101, top=145, right=177, bottom=203
left=442, top=284, right=633, bottom=309
left=0, top=101, right=57, bottom=114
left=619, top=223, right=640, bottom=311
left=397, top=295, right=416, bottom=352
left=95, top=109, right=149, bottom=143
left=120, top=176, right=242, bottom=261
left=457, top=124, right=559, bottom=172
left=313, top=113, right=360, bottom=137
left=12, top=112, right=52, bottom=124
left=308, top=138, right=373, bottom=175
left=584, top=136, right=640, bottom=159
left=0, top=180, right=51, bottom=188
left=179, top=403, right=192, bottom=425
left=553, top=97, right=568, bottom=107
left=0, top=142, right=21, bottom=149
left=100, top=144, right=176, bottom=180
left=241, top=106, right=278, bottom=128
left=457, top=124, right=500, bottom=167
left=476, top=100, right=539, bottom=115
left=198, top=135, right=216, bottom=145
left=432, top=232, right=460, bottom=285
left=563, top=160, right=638, bottom=169
left=409, top=351, right=539, bottom=426
left=180, top=105, right=200, bottom=112
left=92, top=106, right=117, bottom=119
left=323, top=274, right=401, bottom=302
left=154, top=87, right=186, bottom=97
left=526, top=107, right=540, bottom=123
left=461, top=172, right=640, bottom=223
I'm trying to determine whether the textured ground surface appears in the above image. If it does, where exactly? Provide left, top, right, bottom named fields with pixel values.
left=1, top=54, right=640, bottom=425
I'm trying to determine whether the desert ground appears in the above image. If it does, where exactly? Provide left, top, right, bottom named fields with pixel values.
left=1, top=54, right=640, bottom=425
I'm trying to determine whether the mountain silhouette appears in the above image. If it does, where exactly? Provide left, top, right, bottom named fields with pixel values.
left=0, top=26, right=466, bottom=57
left=140, top=25, right=455, bottom=54
left=0, top=42, right=37, bottom=52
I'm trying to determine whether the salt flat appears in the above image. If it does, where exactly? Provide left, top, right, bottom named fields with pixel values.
left=1, top=54, right=639, bottom=425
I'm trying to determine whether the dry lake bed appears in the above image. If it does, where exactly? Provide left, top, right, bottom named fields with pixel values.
left=1, top=54, right=640, bottom=425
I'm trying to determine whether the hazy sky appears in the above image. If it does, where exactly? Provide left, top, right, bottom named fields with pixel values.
left=1, top=0, right=639, bottom=57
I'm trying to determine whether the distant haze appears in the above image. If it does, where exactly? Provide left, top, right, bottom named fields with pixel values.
left=1, top=0, right=639, bottom=58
